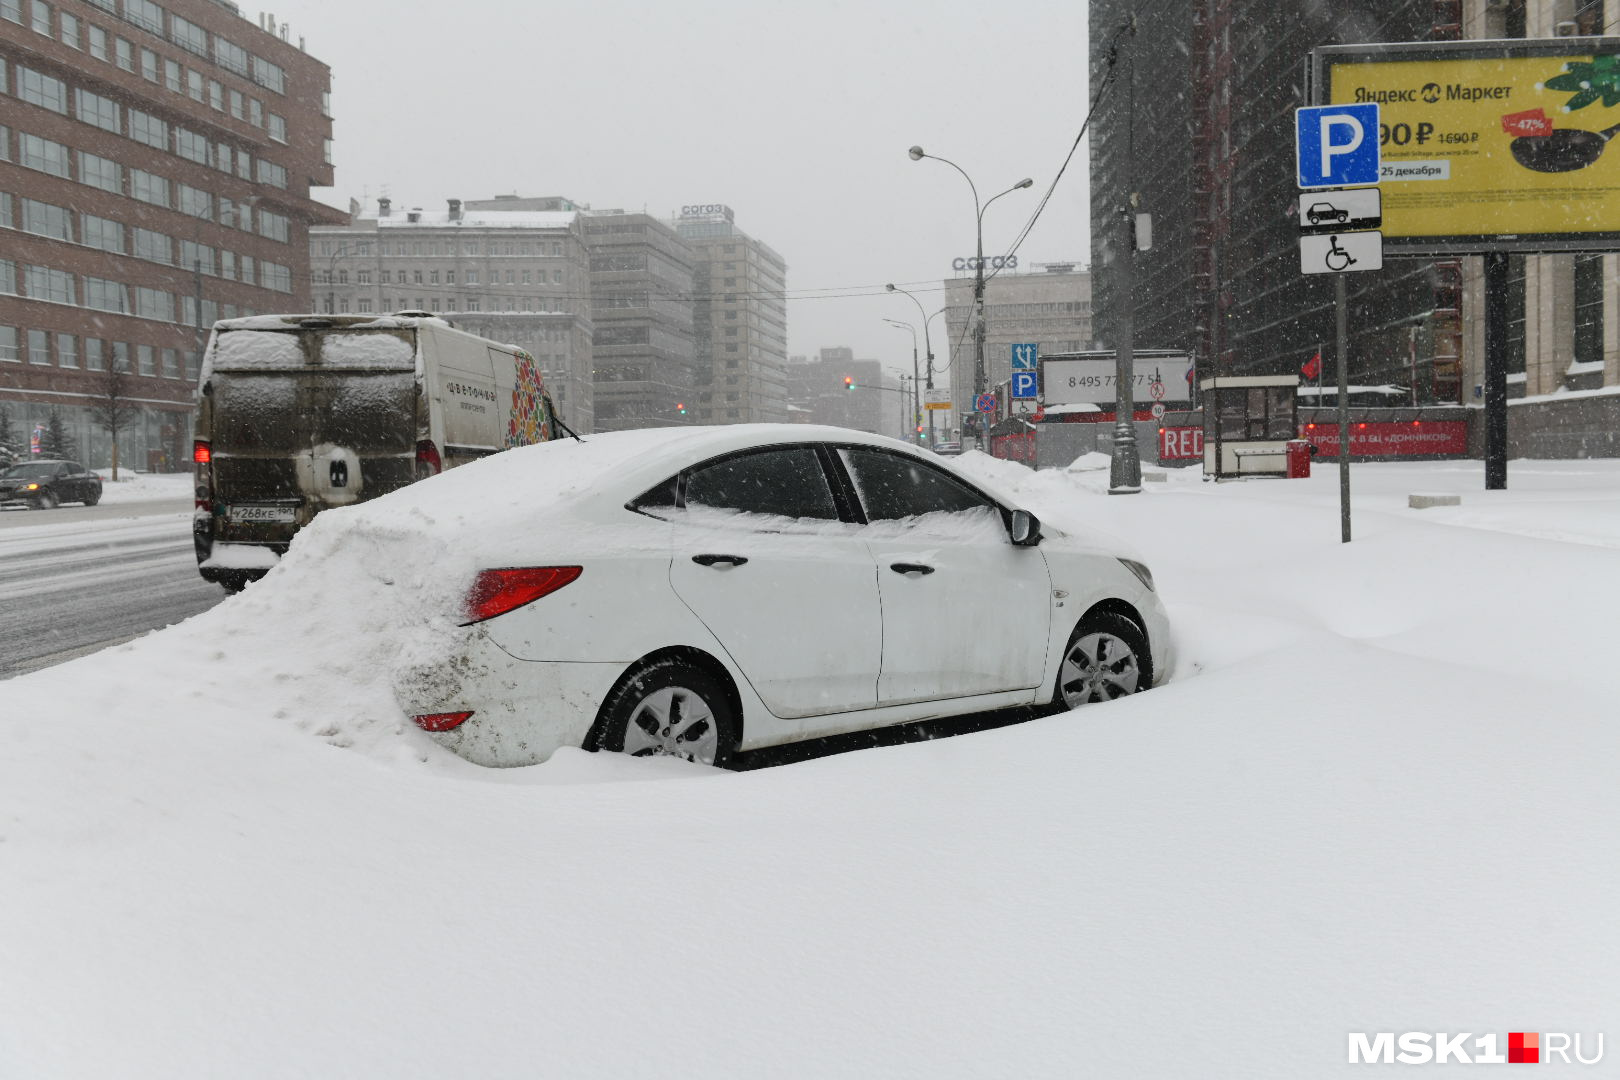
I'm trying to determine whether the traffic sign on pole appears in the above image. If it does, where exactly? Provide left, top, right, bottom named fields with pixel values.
left=1298, top=187, right=1382, bottom=233
left=974, top=394, right=996, bottom=413
left=1011, top=343, right=1038, bottom=371
left=1296, top=103, right=1381, bottom=189
left=1299, top=231, right=1384, bottom=275
left=1010, top=371, right=1038, bottom=399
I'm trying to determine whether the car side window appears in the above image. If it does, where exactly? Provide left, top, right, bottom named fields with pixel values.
left=840, top=447, right=998, bottom=522
left=684, top=447, right=838, bottom=521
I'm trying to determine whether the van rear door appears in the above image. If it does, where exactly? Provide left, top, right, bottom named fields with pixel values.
left=206, top=326, right=418, bottom=543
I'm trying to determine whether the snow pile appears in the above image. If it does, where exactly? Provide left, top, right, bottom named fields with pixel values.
left=1, top=456, right=1616, bottom=1077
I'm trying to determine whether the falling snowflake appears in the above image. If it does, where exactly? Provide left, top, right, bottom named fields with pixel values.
left=1543, top=55, right=1620, bottom=111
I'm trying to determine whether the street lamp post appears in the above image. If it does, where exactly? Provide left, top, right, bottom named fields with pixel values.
left=885, top=284, right=945, bottom=446
left=907, top=147, right=1032, bottom=452
left=883, top=317, right=921, bottom=442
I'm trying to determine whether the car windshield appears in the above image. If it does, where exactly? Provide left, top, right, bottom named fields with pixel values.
left=2, top=464, right=57, bottom=479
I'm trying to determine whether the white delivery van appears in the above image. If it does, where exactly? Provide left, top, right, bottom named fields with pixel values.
left=192, top=313, right=559, bottom=590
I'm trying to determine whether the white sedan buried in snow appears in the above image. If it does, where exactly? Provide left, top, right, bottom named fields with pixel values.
left=395, top=425, right=1173, bottom=767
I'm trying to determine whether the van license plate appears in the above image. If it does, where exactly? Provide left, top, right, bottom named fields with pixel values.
left=227, top=505, right=296, bottom=524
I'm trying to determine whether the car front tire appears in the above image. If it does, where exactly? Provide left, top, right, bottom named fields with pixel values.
left=594, top=658, right=740, bottom=767
left=1054, top=611, right=1151, bottom=710
left=35, top=490, right=58, bottom=510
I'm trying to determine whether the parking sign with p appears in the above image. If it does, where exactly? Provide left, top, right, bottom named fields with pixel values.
left=1296, top=103, right=1380, bottom=189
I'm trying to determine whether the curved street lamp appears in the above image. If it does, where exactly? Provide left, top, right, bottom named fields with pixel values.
left=882, top=317, right=921, bottom=442
left=885, top=283, right=945, bottom=445
left=907, top=146, right=1032, bottom=450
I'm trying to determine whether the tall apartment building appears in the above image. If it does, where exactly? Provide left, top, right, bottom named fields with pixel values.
left=310, top=196, right=596, bottom=431
left=1, top=0, right=337, bottom=469
left=942, top=262, right=1093, bottom=421
left=583, top=209, right=697, bottom=431
left=674, top=205, right=789, bottom=424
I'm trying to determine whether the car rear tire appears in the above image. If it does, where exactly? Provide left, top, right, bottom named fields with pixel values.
left=81, top=489, right=101, bottom=506
left=595, top=658, right=739, bottom=767
left=1054, top=611, right=1151, bottom=710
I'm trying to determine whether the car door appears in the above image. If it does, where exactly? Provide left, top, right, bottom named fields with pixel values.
left=62, top=462, right=86, bottom=501
left=838, top=446, right=1051, bottom=706
left=665, top=444, right=883, bottom=720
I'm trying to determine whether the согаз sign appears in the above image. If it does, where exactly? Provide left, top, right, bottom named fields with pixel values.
left=952, top=255, right=1019, bottom=271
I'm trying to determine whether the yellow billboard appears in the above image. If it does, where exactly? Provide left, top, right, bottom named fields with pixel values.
left=1323, top=44, right=1620, bottom=249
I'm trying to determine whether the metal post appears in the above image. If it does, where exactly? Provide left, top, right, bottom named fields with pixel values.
left=1109, top=18, right=1142, bottom=495
left=1336, top=274, right=1352, bottom=543
left=1483, top=251, right=1509, bottom=489
left=973, top=233, right=988, bottom=453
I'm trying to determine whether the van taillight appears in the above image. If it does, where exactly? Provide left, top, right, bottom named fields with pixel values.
left=415, top=440, right=442, bottom=478
left=193, top=441, right=211, bottom=464
left=462, top=566, right=582, bottom=625
left=413, top=711, right=473, bottom=732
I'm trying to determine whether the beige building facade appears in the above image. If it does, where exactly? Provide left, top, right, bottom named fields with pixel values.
left=942, top=263, right=1092, bottom=424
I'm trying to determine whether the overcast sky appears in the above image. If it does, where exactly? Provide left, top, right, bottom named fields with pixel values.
left=275, top=0, right=1092, bottom=385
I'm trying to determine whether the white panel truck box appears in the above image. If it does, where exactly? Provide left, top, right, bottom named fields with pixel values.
left=192, top=314, right=558, bottom=591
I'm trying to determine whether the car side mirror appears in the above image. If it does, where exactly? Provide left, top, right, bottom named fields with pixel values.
left=1009, top=509, right=1042, bottom=547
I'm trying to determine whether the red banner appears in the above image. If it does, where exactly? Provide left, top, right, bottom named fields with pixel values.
left=1301, top=420, right=1468, bottom=458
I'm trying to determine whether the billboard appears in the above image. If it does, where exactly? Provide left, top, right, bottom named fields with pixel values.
left=1316, top=39, right=1620, bottom=252
left=1041, top=351, right=1194, bottom=408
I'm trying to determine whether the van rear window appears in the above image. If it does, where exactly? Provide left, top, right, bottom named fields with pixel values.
left=320, top=332, right=414, bottom=369
left=212, top=330, right=303, bottom=370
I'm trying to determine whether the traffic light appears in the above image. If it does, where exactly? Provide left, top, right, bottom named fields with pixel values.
left=916, top=425, right=925, bottom=439
left=676, top=402, right=687, bottom=415
left=843, top=376, right=855, bottom=391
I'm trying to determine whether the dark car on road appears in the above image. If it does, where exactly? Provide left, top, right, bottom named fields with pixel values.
left=0, top=460, right=103, bottom=509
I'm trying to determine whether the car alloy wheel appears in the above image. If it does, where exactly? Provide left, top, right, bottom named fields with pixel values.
left=596, top=658, right=738, bottom=767
left=35, top=490, right=58, bottom=510
left=1056, top=612, right=1149, bottom=709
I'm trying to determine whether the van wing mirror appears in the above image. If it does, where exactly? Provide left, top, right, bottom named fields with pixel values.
left=1009, top=509, right=1042, bottom=547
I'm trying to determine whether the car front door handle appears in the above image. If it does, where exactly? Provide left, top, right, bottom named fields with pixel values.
left=889, top=562, right=935, bottom=576
left=692, top=553, right=749, bottom=567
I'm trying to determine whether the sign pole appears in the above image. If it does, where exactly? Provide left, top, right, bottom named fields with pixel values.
left=1483, top=251, right=1509, bottom=489
left=1336, top=274, right=1352, bottom=543
left=1109, top=18, right=1141, bottom=495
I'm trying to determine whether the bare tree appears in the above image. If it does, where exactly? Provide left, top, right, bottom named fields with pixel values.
left=89, top=359, right=136, bottom=481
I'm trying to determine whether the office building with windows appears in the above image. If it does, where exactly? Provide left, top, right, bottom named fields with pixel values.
left=310, top=196, right=597, bottom=431
left=942, top=262, right=1093, bottom=422
left=584, top=209, right=698, bottom=431
left=786, top=347, right=903, bottom=436
left=1, top=0, right=337, bottom=470
left=674, top=205, right=789, bottom=424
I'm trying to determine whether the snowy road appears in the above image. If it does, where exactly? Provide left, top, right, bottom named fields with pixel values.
left=0, top=497, right=225, bottom=680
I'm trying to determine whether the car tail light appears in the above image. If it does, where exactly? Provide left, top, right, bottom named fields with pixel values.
left=462, top=566, right=582, bottom=625
left=193, top=440, right=211, bottom=464
left=193, top=441, right=213, bottom=511
left=413, top=711, right=473, bottom=732
left=415, top=439, right=442, bottom=479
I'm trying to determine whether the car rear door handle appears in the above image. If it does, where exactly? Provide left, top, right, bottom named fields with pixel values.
left=692, top=553, right=749, bottom=567
left=889, top=562, right=935, bottom=576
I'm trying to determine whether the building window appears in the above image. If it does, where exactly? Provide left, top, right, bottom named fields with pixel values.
left=357, top=299, right=372, bottom=313
left=187, top=69, right=203, bottom=102
left=29, top=329, right=51, bottom=365
left=0, top=258, right=13, bottom=294
left=137, top=343, right=154, bottom=375
left=169, top=13, right=205, bottom=54
left=466, top=300, right=480, bottom=312
left=175, top=127, right=209, bottom=164
left=123, top=0, right=164, bottom=35
left=135, top=286, right=173, bottom=321
left=180, top=240, right=213, bottom=275
left=30, top=0, right=49, bottom=35
left=214, top=35, right=248, bottom=77
left=59, top=11, right=77, bottom=47
left=75, top=88, right=122, bottom=132
left=163, top=58, right=180, bottom=92
left=81, top=213, right=124, bottom=253
left=257, top=208, right=289, bottom=243
left=178, top=184, right=212, bottom=220
left=139, top=48, right=157, bottom=81
left=57, top=333, right=78, bottom=368
left=260, top=262, right=292, bottom=293
left=129, top=109, right=168, bottom=149
left=428, top=270, right=439, bottom=285
left=229, top=89, right=244, bottom=120
left=84, top=337, right=104, bottom=370
left=255, top=159, right=287, bottom=189
left=207, top=79, right=222, bottom=111
left=78, top=151, right=121, bottom=193
left=130, top=170, right=169, bottom=207
left=21, top=199, right=71, bottom=241
left=0, top=327, right=19, bottom=362
left=161, top=347, right=178, bottom=378
left=115, top=37, right=133, bottom=71
left=133, top=227, right=171, bottom=263
left=84, top=276, right=128, bottom=312
left=251, top=55, right=286, bottom=94
left=267, top=113, right=286, bottom=143
left=20, top=134, right=70, bottom=178
left=18, top=66, right=68, bottom=113
left=88, top=24, right=107, bottom=59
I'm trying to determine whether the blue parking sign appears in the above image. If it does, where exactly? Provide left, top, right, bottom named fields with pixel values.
left=1011, top=371, right=1038, bottom=399
left=1296, top=103, right=1380, bottom=189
